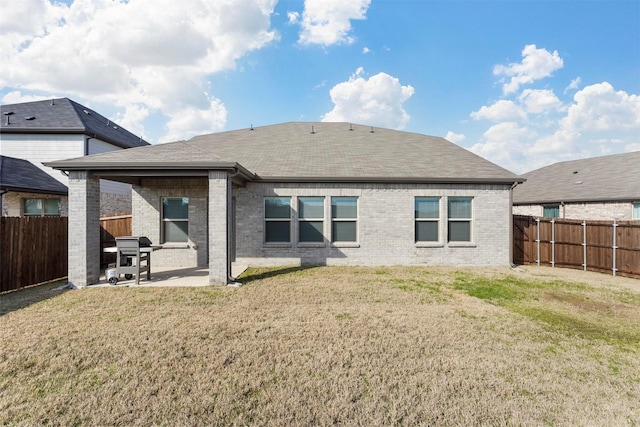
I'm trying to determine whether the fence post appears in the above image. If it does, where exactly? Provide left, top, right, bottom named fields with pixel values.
left=551, top=219, right=555, bottom=268
left=582, top=221, right=587, bottom=271
left=612, top=220, right=618, bottom=277
left=535, top=218, right=540, bottom=266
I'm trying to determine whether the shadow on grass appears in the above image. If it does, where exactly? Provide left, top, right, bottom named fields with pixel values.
left=0, top=280, right=70, bottom=316
left=237, top=265, right=321, bottom=284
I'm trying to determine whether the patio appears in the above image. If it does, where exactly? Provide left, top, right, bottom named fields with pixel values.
left=90, top=264, right=248, bottom=288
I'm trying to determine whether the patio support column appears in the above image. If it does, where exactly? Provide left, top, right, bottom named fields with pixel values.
left=67, top=171, right=100, bottom=287
left=208, top=171, right=230, bottom=285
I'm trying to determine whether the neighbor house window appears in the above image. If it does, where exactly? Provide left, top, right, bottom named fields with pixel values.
left=331, top=197, right=357, bottom=242
left=543, top=205, right=560, bottom=218
left=448, top=197, right=472, bottom=242
left=162, top=197, right=189, bottom=243
left=23, top=198, right=61, bottom=216
left=415, top=197, right=440, bottom=242
left=633, top=203, right=640, bottom=220
left=265, top=197, right=291, bottom=243
left=298, top=197, right=324, bottom=243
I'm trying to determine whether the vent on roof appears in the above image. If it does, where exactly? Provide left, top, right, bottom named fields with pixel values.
left=50, top=99, right=55, bottom=106
left=250, top=123, right=254, bottom=130
left=83, top=109, right=91, bottom=115
left=574, top=180, right=583, bottom=185
left=25, top=116, right=36, bottom=120
left=3, top=111, right=14, bottom=125
left=349, top=124, right=353, bottom=131
left=311, top=125, right=315, bottom=134
left=370, top=126, right=375, bottom=133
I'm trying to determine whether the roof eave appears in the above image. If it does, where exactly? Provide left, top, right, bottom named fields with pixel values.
left=0, top=185, right=68, bottom=195
left=514, top=196, right=640, bottom=205
left=257, top=176, right=524, bottom=184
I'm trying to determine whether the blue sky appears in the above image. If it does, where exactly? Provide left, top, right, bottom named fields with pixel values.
left=1, top=0, right=638, bottom=173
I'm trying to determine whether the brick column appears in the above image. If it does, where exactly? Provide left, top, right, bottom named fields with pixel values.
left=68, top=171, right=101, bottom=287
left=208, top=171, right=230, bottom=285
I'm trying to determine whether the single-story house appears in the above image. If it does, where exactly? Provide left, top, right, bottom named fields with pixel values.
left=513, top=151, right=640, bottom=220
left=0, top=97, right=149, bottom=214
left=47, top=122, right=524, bottom=286
left=0, top=155, right=68, bottom=216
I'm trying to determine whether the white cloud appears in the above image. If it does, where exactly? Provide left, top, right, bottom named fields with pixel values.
left=469, top=122, right=532, bottom=172
left=470, top=100, right=526, bottom=122
left=363, top=47, right=371, bottom=54
left=0, top=0, right=278, bottom=142
left=518, top=89, right=563, bottom=114
left=493, top=44, right=563, bottom=94
left=287, top=11, right=300, bottom=24
left=564, top=77, right=582, bottom=93
left=445, top=131, right=465, bottom=143
left=161, top=99, right=227, bottom=143
left=296, top=0, right=371, bottom=46
left=561, top=82, right=640, bottom=131
left=322, top=68, right=415, bottom=129
left=1, top=91, right=59, bottom=104
left=114, top=105, right=150, bottom=140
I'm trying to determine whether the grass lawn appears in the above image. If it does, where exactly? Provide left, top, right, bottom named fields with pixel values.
left=1, top=266, right=639, bottom=426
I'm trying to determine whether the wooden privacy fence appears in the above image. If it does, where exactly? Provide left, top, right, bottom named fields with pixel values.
left=514, top=215, right=640, bottom=278
left=1, top=216, right=68, bottom=292
left=1, top=214, right=132, bottom=293
left=99, top=213, right=132, bottom=267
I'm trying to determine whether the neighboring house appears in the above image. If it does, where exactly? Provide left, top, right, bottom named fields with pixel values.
left=513, top=152, right=640, bottom=220
left=0, top=98, right=149, bottom=214
left=0, top=155, right=68, bottom=216
left=48, top=122, right=524, bottom=286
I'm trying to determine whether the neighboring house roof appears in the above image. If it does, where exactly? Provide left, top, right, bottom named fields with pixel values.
left=0, top=98, right=149, bottom=149
left=513, top=151, right=640, bottom=205
left=0, top=155, right=68, bottom=195
left=46, top=122, right=522, bottom=184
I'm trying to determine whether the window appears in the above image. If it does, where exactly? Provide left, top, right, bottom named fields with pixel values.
left=265, top=197, right=291, bottom=243
left=543, top=205, right=560, bottom=218
left=448, top=198, right=472, bottom=242
left=298, top=197, right=324, bottom=242
left=162, top=197, right=189, bottom=243
left=415, top=197, right=440, bottom=242
left=331, top=197, right=357, bottom=242
left=634, top=203, right=640, bottom=220
left=23, top=198, right=61, bottom=216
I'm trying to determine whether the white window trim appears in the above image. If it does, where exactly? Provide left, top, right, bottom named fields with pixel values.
left=330, top=197, right=359, bottom=245
left=297, top=196, right=326, bottom=246
left=447, top=196, right=474, bottom=245
left=23, top=198, right=61, bottom=217
left=161, top=197, right=189, bottom=244
left=415, top=197, right=442, bottom=247
left=264, top=196, right=292, bottom=246
left=632, top=202, right=640, bottom=220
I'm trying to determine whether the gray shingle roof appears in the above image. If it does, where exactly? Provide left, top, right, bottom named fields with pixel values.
left=0, top=155, right=68, bottom=195
left=46, top=122, right=522, bottom=183
left=0, top=98, right=149, bottom=149
left=513, top=151, right=640, bottom=204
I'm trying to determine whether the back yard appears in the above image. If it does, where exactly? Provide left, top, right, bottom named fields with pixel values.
left=1, top=266, right=639, bottom=426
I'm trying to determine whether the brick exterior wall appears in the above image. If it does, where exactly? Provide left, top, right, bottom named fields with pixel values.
left=100, top=193, right=132, bottom=215
left=514, top=202, right=635, bottom=220
left=208, top=171, right=230, bottom=285
left=129, top=179, right=514, bottom=278
left=132, top=178, right=209, bottom=268
left=67, top=171, right=100, bottom=287
left=234, top=182, right=513, bottom=267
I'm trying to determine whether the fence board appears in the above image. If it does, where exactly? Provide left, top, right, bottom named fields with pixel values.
left=1, top=217, right=68, bottom=292
left=99, top=214, right=132, bottom=267
left=513, top=215, right=640, bottom=279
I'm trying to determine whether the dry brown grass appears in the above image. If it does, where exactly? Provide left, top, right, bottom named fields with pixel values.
left=1, top=266, right=639, bottom=426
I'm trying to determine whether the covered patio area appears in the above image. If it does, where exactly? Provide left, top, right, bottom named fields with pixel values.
left=89, top=264, right=249, bottom=288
